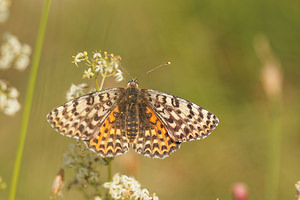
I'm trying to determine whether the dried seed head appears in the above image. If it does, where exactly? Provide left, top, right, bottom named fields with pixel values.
left=254, top=35, right=283, bottom=100
left=51, top=168, right=64, bottom=197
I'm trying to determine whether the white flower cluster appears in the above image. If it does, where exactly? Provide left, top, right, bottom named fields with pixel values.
left=0, top=33, right=32, bottom=71
left=0, top=79, right=21, bottom=116
left=103, top=173, right=159, bottom=200
left=0, top=0, right=10, bottom=23
left=66, top=83, right=88, bottom=101
left=73, top=51, right=124, bottom=82
left=62, top=143, right=101, bottom=186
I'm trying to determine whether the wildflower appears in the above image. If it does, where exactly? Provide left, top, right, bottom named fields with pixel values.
left=62, top=151, right=76, bottom=168
left=88, top=171, right=100, bottom=183
left=0, top=0, right=10, bottom=23
left=0, top=79, right=21, bottom=116
left=103, top=173, right=159, bottom=200
left=114, top=69, right=124, bottom=82
left=73, top=52, right=87, bottom=67
left=83, top=68, right=95, bottom=79
left=232, top=182, right=248, bottom=200
left=72, top=50, right=124, bottom=84
left=0, top=33, right=31, bottom=71
left=14, top=53, right=31, bottom=71
left=62, top=142, right=103, bottom=191
left=95, top=63, right=103, bottom=74
left=76, top=168, right=89, bottom=184
left=93, top=52, right=102, bottom=60
left=51, top=169, right=64, bottom=198
left=66, top=83, right=88, bottom=100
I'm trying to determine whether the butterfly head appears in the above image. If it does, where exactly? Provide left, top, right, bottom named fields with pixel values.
left=127, top=77, right=139, bottom=88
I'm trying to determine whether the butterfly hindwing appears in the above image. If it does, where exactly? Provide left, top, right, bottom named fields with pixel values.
left=85, top=106, right=129, bottom=157
left=47, top=88, right=125, bottom=140
left=133, top=105, right=181, bottom=159
left=141, top=89, right=219, bottom=142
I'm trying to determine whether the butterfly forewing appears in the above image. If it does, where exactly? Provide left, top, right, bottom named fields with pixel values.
left=47, top=88, right=125, bottom=140
left=141, top=89, right=219, bottom=142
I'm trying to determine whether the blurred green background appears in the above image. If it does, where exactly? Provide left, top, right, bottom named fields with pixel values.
left=1, top=0, right=300, bottom=199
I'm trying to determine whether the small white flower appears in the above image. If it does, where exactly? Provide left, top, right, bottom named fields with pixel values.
left=83, top=68, right=95, bottom=79
left=0, top=79, right=21, bottom=116
left=14, top=54, right=30, bottom=71
left=0, top=54, right=12, bottom=69
left=88, top=171, right=99, bottom=183
left=76, top=168, right=89, bottom=183
left=95, top=64, right=103, bottom=74
left=9, top=87, right=19, bottom=98
left=3, top=99, right=21, bottom=116
left=66, top=83, right=88, bottom=100
left=114, top=69, right=124, bottom=82
left=4, top=33, right=22, bottom=54
left=21, top=44, right=32, bottom=55
left=93, top=52, right=102, bottom=60
left=73, top=52, right=86, bottom=67
left=0, top=79, right=7, bottom=90
left=62, top=152, right=75, bottom=168
left=0, top=93, right=7, bottom=109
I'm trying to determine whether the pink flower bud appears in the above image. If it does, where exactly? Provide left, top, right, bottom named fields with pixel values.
left=232, top=182, right=248, bottom=200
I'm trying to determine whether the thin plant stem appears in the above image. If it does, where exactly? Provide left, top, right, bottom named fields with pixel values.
left=99, top=70, right=108, bottom=91
left=9, top=0, right=52, bottom=199
left=107, top=159, right=112, bottom=182
left=94, top=78, right=100, bottom=91
left=265, top=97, right=282, bottom=200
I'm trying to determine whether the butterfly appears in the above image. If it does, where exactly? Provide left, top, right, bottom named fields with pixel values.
left=47, top=78, right=219, bottom=159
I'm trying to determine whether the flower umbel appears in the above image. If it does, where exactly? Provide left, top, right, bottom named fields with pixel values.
left=103, top=173, right=159, bottom=200
left=62, top=142, right=103, bottom=193
left=72, top=51, right=124, bottom=91
left=0, top=33, right=32, bottom=71
left=0, top=79, right=21, bottom=116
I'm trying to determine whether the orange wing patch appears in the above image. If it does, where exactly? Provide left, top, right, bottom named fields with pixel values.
left=85, top=106, right=129, bottom=157
left=133, top=107, right=181, bottom=159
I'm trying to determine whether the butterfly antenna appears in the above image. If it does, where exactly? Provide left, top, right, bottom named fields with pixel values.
left=117, top=62, right=131, bottom=78
left=108, top=53, right=131, bottom=78
left=137, top=61, right=171, bottom=80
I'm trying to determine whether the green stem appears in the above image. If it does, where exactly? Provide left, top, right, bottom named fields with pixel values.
left=99, top=70, right=108, bottom=91
left=265, top=97, right=282, bottom=200
left=94, top=78, right=100, bottom=91
left=107, top=159, right=112, bottom=182
left=9, top=0, right=51, bottom=199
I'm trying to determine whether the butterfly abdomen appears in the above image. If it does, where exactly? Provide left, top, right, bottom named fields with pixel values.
left=124, top=85, right=141, bottom=142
